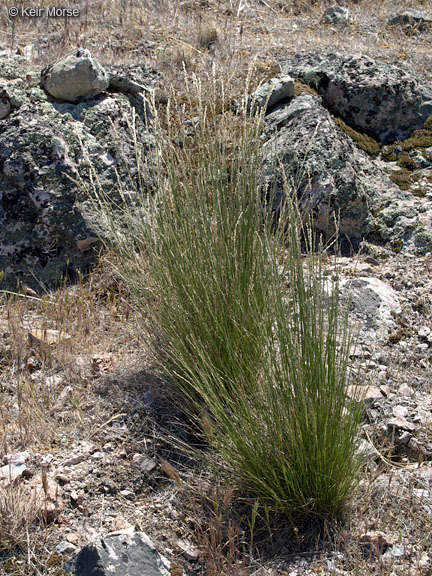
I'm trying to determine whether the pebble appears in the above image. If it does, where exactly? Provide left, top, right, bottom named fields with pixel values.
left=3, top=451, right=30, bottom=465
left=399, top=383, right=415, bottom=397
left=382, top=543, right=406, bottom=563
left=131, top=454, right=157, bottom=474
left=419, top=553, right=431, bottom=571
left=387, top=416, right=416, bottom=432
left=64, top=453, right=90, bottom=467
left=393, top=405, right=408, bottom=418
left=55, top=541, right=77, bottom=554
left=177, top=539, right=200, bottom=562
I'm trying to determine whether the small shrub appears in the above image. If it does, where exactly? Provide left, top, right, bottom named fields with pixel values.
left=397, top=151, right=417, bottom=170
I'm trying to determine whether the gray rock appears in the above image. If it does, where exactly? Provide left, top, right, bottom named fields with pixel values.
left=0, top=59, right=155, bottom=291
left=387, top=416, right=416, bottom=432
left=382, top=543, right=407, bottom=563
left=341, top=276, right=401, bottom=340
left=261, top=92, right=432, bottom=253
left=131, top=454, right=157, bottom=474
left=281, top=52, right=432, bottom=144
left=65, top=530, right=171, bottom=576
left=56, top=541, right=78, bottom=555
left=107, top=63, right=160, bottom=121
left=3, top=451, right=30, bottom=465
left=0, top=97, right=10, bottom=119
left=41, top=49, right=109, bottom=102
left=261, top=94, right=405, bottom=248
left=250, top=75, right=294, bottom=112
left=321, top=6, right=353, bottom=25
left=0, top=462, right=30, bottom=483
left=412, top=152, right=431, bottom=169
left=388, top=9, right=432, bottom=28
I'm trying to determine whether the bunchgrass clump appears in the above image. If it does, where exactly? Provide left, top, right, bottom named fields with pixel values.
left=90, top=74, right=362, bottom=521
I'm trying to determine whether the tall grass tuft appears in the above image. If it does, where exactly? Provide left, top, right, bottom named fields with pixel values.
left=89, top=73, right=362, bottom=520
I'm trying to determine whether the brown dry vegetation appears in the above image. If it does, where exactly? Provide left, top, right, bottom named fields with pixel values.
left=1, top=1, right=432, bottom=575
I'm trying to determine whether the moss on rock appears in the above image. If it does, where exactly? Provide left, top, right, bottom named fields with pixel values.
left=294, top=79, right=320, bottom=98
left=389, top=168, right=421, bottom=191
left=334, top=117, right=381, bottom=156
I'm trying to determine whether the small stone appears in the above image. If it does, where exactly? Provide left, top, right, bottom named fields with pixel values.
left=250, top=75, right=294, bottom=112
left=120, top=489, right=134, bottom=498
left=132, top=454, right=157, bottom=474
left=66, top=533, right=80, bottom=544
left=65, top=532, right=171, bottom=576
left=380, top=385, right=391, bottom=397
left=3, top=451, right=30, bottom=465
left=91, top=451, right=104, bottom=461
left=0, top=97, right=11, bottom=120
left=393, top=405, right=408, bottom=419
left=346, top=385, right=382, bottom=401
left=398, top=383, right=414, bottom=397
left=177, top=539, right=200, bottom=562
left=398, top=431, right=412, bottom=445
left=0, top=462, right=30, bottom=483
left=419, top=553, right=431, bottom=571
left=387, top=416, right=416, bottom=432
left=364, top=256, right=380, bottom=266
left=321, top=6, right=353, bottom=25
left=359, top=530, right=394, bottom=551
left=64, top=452, right=90, bottom=467
left=70, top=489, right=84, bottom=507
left=109, top=516, right=134, bottom=533
left=54, top=472, right=69, bottom=484
left=55, top=541, right=77, bottom=554
left=28, top=328, right=71, bottom=353
left=388, top=9, right=432, bottom=28
left=382, top=543, right=406, bottom=562
left=354, top=262, right=373, bottom=275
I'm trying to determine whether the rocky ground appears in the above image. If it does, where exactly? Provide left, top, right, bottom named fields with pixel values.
left=1, top=1, right=432, bottom=575
left=1, top=246, right=431, bottom=576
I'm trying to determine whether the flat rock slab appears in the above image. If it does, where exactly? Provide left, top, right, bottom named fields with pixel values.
left=281, top=52, right=432, bottom=144
left=65, top=531, right=172, bottom=576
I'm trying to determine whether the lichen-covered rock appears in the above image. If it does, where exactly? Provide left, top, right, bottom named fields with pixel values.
left=0, top=84, right=11, bottom=119
left=250, top=75, right=294, bottom=112
left=106, top=63, right=160, bottom=121
left=65, top=530, right=172, bottom=576
left=41, top=49, right=109, bottom=102
left=261, top=94, right=432, bottom=253
left=0, top=98, right=10, bottom=119
left=388, top=9, right=432, bottom=29
left=0, top=59, right=155, bottom=290
left=281, top=52, right=432, bottom=144
left=321, top=6, right=353, bottom=25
